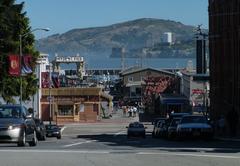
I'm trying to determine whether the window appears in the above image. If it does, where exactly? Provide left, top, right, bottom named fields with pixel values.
left=128, top=77, right=133, bottom=82
left=58, top=105, right=73, bottom=116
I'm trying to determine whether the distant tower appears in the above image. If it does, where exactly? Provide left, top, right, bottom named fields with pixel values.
left=186, top=60, right=193, bottom=71
left=163, top=32, right=173, bottom=44
left=121, top=48, right=125, bottom=71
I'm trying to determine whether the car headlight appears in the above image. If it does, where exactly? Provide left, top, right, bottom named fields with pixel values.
left=8, top=125, right=22, bottom=130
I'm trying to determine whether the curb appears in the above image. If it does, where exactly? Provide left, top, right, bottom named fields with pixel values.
left=214, top=137, right=240, bottom=142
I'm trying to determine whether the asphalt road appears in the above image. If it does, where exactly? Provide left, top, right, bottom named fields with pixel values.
left=0, top=117, right=240, bottom=166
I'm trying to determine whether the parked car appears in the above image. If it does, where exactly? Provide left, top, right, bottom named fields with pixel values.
left=157, top=121, right=169, bottom=138
left=45, top=124, right=62, bottom=139
left=152, top=117, right=166, bottom=125
left=169, top=113, right=191, bottom=120
left=177, top=115, right=213, bottom=140
left=34, top=118, right=46, bottom=141
left=0, top=105, right=37, bottom=146
left=167, top=118, right=181, bottom=140
left=152, top=118, right=166, bottom=138
left=127, top=122, right=146, bottom=138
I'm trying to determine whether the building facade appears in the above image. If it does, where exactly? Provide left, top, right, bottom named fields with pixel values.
left=209, top=0, right=240, bottom=132
left=181, top=71, right=210, bottom=113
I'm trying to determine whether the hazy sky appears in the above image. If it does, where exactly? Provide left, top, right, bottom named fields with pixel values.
left=16, top=0, right=209, bottom=39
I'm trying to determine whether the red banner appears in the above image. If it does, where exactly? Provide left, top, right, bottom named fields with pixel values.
left=8, top=55, right=20, bottom=76
left=41, top=72, right=50, bottom=88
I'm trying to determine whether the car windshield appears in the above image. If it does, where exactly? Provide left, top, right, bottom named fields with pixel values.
left=0, top=107, right=21, bottom=118
left=181, top=116, right=207, bottom=124
left=170, top=119, right=181, bottom=127
left=46, top=125, right=58, bottom=130
left=129, top=123, right=144, bottom=128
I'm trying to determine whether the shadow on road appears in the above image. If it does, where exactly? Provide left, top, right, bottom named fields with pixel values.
left=76, top=133, right=240, bottom=153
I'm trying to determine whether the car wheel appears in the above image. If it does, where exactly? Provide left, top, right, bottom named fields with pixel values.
left=57, top=134, right=62, bottom=139
left=152, top=132, right=156, bottom=138
left=29, top=131, right=37, bottom=146
left=42, top=134, right=46, bottom=141
left=17, top=130, right=26, bottom=147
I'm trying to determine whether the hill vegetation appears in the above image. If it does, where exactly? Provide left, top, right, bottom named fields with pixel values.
left=36, top=18, right=206, bottom=58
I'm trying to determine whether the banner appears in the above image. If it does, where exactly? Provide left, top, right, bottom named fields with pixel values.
left=41, top=72, right=50, bottom=88
left=41, top=72, right=60, bottom=88
left=22, top=55, right=33, bottom=74
left=8, top=55, right=20, bottom=76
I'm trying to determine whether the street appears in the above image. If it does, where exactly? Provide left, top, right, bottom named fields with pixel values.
left=0, top=116, right=240, bottom=166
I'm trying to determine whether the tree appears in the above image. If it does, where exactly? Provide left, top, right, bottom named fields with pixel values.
left=0, top=0, right=39, bottom=103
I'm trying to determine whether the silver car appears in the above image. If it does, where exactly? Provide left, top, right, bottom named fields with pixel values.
left=127, top=122, right=146, bottom=138
left=0, top=105, right=37, bottom=146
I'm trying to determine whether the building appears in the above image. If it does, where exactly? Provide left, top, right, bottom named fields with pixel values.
left=209, top=0, right=240, bottom=134
left=121, top=67, right=179, bottom=113
left=163, top=32, right=173, bottom=44
left=181, top=70, right=210, bottom=113
left=33, top=53, right=50, bottom=118
left=34, top=54, right=113, bottom=123
left=40, top=87, right=112, bottom=123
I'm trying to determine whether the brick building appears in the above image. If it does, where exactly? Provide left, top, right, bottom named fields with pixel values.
left=209, top=0, right=240, bottom=134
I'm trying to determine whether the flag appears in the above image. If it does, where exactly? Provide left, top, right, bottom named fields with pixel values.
left=41, top=72, right=50, bottom=88
left=8, top=55, right=20, bottom=76
left=22, top=55, right=33, bottom=74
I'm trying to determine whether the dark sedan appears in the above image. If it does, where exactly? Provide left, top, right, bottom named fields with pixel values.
left=177, top=115, right=213, bottom=140
left=45, top=124, right=62, bottom=139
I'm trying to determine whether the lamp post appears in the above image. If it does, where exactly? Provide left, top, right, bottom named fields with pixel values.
left=19, top=28, right=50, bottom=107
left=48, top=63, right=52, bottom=125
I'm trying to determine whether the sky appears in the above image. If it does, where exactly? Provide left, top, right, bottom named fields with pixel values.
left=16, top=0, right=209, bottom=39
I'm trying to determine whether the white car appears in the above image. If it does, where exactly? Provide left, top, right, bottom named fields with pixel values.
left=127, top=122, right=146, bottom=138
left=177, top=115, right=213, bottom=139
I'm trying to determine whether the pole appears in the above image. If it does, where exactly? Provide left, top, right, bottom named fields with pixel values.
left=19, top=28, right=50, bottom=107
left=49, top=66, right=51, bottom=124
left=19, top=34, right=23, bottom=107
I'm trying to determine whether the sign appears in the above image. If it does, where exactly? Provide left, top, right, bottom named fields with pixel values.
left=47, top=96, right=54, bottom=101
left=8, top=55, right=20, bottom=76
left=22, top=55, right=33, bottom=74
left=192, top=89, right=204, bottom=94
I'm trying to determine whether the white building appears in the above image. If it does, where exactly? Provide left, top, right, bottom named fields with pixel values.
left=163, top=32, right=173, bottom=44
left=33, top=53, right=50, bottom=118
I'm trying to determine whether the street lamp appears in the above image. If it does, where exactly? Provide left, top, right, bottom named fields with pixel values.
left=19, top=28, right=50, bottom=107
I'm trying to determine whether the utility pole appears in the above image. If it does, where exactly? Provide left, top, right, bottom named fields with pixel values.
left=49, top=63, right=52, bottom=125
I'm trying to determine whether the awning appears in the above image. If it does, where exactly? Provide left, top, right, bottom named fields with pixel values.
left=160, top=94, right=188, bottom=105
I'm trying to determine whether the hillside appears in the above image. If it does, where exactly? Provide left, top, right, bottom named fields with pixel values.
left=36, top=18, right=202, bottom=58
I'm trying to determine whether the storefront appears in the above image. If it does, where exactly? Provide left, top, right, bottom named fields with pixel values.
left=40, top=87, right=111, bottom=123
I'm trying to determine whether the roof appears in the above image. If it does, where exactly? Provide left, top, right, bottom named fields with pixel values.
left=120, top=67, right=176, bottom=77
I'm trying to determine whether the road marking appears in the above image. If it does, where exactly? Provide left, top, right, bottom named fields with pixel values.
left=137, top=152, right=240, bottom=159
left=0, top=149, right=239, bottom=159
left=60, top=126, right=66, bottom=132
left=114, top=131, right=125, bottom=137
left=0, top=149, right=109, bottom=154
left=63, top=140, right=96, bottom=148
